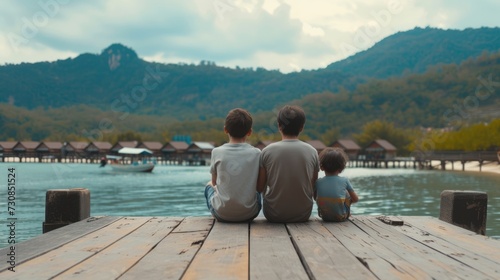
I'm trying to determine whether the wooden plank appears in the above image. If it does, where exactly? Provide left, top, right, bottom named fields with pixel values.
left=0, top=216, right=121, bottom=272
left=55, top=217, right=181, bottom=279
left=402, top=216, right=500, bottom=263
left=249, top=219, right=308, bottom=280
left=0, top=217, right=149, bottom=279
left=172, top=216, right=214, bottom=233
left=121, top=217, right=212, bottom=280
left=182, top=222, right=248, bottom=280
left=287, top=221, right=376, bottom=280
left=392, top=216, right=500, bottom=279
left=322, top=217, right=429, bottom=280
left=354, top=216, right=493, bottom=279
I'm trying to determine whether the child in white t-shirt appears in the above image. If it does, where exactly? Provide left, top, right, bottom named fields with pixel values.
left=204, top=108, right=262, bottom=222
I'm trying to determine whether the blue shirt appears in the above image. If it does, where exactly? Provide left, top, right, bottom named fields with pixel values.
left=315, top=175, right=354, bottom=222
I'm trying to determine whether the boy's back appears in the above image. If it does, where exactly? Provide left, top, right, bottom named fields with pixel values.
left=210, top=142, right=261, bottom=221
left=260, top=140, right=319, bottom=222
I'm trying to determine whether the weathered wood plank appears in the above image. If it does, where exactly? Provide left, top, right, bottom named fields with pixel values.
left=287, top=221, right=377, bottom=280
left=393, top=217, right=500, bottom=279
left=0, top=216, right=121, bottom=272
left=55, top=217, right=181, bottom=279
left=0, top=217, right=148, bottom=280
left=120, top=217, right=212, bottom=280
left=354, top=216, right=493, bottom=279
left=249, top=219, right=308, bottom=280
left=402, top=216, right=500, bottom=263
left=182, top=222, right=248, bottom=280
left=322, top=217, right=429, bottom=280
left=172, top=216, right=214, bottom=233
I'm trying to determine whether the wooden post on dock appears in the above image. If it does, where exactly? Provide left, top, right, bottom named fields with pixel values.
left=439, top=190, right=487, bottom=235
left=43, top=188, right=91, bottom=233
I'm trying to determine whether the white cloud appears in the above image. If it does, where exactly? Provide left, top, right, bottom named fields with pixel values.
left=0, top=0, right=499, bottom=71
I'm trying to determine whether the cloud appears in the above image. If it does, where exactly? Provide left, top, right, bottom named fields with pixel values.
left=0, top=0, right=499, bottom=72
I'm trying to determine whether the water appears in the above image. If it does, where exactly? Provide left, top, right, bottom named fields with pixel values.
left=1, top=163, right=499, bottom=248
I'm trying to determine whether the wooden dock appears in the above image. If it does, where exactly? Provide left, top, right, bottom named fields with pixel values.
left=1, top=215, right=499, bottom=279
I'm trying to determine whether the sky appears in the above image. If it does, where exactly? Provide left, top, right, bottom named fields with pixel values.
left=0, top=0, right=499, bottom=73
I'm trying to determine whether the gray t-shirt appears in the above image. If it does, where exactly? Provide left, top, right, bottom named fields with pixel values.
left=260, top=140, right=320, bottom=222
left=210, top=143, right=261, bottom=221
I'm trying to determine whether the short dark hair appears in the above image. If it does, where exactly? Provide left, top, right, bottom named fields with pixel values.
left=277, top=105, right=305, bottom=136
left=225, top=108, right=253, bottom=138
left=319, top=147, right=348, bottom=173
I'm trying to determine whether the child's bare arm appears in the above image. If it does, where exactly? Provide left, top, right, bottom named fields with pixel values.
left=348, top=190, right=359, bottom=203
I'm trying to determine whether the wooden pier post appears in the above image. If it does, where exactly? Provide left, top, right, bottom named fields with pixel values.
left=439, top=190, right=487, bottom=235
left=43, top=188, right=91, bottom=233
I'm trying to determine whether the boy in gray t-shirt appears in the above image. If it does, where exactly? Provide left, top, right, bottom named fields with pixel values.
left=205, top=108, right=262, bottom=222
left=258, top=105, right=320, bottom=223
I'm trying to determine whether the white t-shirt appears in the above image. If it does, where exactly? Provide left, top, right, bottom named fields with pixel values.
left=210, top=143, right=261, bottom=221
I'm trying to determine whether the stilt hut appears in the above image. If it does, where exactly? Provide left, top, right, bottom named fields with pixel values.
left=162, top=141, right=189, bottom=163
left=36, top=142, right=63, bottom=162
left=13, top=141, right=40, bottom=162
left=331, top=139, right=362, bottom=160
left=365, top=139, right=397, bottom=160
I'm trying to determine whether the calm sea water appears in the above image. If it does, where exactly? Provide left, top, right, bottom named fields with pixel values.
left=1, top=163, right=499, bottom=248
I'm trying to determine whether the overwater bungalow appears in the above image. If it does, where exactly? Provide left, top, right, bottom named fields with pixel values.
left=365, top=139, right=397, bottom=160
left=84, top=142, right=112, bottom=161
left=62, top=142, right=89, bottom=162
left=137, top=142, right=163, bottom=157
left=331, top=139, right=362, bottom=160
left=186, top=142, right=214, bottom=165
left=110, top=141, right=139, bottom=154
left=0, top=141, right=17, bottom=160
left=13, top=141, right=40, bottom=161
left=36, top=142, right=63, bottom=162
left=161, top=141, right=189, bottom=163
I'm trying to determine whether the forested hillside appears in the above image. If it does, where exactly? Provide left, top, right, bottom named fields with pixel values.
left=0, top=27, right=499, bottom=152
left=300, top=51, right=500, bottom=139
left=327, top=27, right=500, bottom=78
left=1, top=51, right=499, bottom=150
left=1, top=27, right=500, bottom=120
left=0, top=44, right=361, bottom=120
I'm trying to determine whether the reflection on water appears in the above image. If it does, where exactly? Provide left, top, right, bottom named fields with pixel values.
left=0, top=163, right=499, bottom=247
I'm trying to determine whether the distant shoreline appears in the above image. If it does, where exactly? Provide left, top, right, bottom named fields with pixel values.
left=430, top=160, right=500, bottom=176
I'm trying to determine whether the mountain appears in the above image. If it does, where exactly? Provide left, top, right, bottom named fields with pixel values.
left=300, top=51, right=500, bottom=139
left=3, top=27, right=500, bottom=121
left=327, top=27, right=500, bottom=78
left=1, top=27, right=500, bottom=142
left=0, top=44, right=360, bottom=120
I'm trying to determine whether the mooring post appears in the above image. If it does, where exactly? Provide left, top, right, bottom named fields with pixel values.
left=439, top=190, right=487, bottom=235
left=43, top=188, right=91, bottom=233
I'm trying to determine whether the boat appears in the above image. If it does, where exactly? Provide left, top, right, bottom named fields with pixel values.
left=102, top=147, right=155, bottom=173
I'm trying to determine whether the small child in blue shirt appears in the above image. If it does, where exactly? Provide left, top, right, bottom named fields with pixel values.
left=315, top=147, right=359, bottom=222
